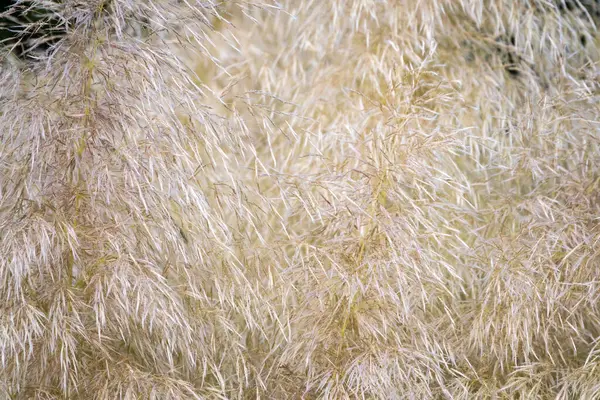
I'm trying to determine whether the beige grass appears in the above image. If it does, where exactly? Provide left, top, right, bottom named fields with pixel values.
left=1, top=0, right=600, bottom=398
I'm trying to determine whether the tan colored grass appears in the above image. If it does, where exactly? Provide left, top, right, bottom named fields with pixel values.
left=1, top=0, right=600, bottom=398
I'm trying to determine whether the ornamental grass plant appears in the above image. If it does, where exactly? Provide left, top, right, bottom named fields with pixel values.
left=2, top=0, right=600, bottom=398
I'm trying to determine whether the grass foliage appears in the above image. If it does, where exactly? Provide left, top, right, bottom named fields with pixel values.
left=2, top=0, right=600, bottom=398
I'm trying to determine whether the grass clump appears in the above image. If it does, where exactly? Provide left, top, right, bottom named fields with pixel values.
left=1, top=0, right=600, bottom=398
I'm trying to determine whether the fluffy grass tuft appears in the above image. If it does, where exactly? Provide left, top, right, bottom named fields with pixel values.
left=1, top=0, right=600, bottom=398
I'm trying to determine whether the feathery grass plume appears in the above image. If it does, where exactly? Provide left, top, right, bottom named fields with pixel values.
left=1, top=0, right=600, bottom=398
